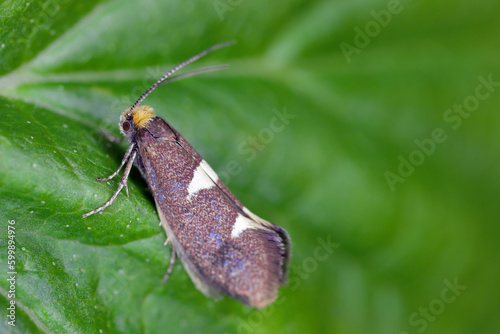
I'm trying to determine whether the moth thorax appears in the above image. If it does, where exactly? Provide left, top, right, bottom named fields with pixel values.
left=122, top=105, right=156, bottom=129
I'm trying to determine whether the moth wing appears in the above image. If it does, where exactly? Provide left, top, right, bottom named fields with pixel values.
left=139, top=123, right=290, bottom=307
left=174, top=128, right=246, bottom=208
left=176, top=146, right=291, bottom=304
left=241, top=207, right=291, bottom=272
left=155, top=197, right=223, bottom=299
left=197, top=154, right=287, bottom=242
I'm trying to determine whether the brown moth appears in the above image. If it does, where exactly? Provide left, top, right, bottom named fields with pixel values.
left=83, top=42, right=290, bottom=308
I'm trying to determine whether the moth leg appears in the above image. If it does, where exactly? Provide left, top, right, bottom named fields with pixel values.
left=96, top=143, right=136, bottom=182
left=82, top=150, right=137, bottom=218
left=99, top=129, right=125, bottom=144
left=162, top=248, right=176, bottom=284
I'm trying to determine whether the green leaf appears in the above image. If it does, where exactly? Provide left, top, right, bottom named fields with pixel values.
left=1, top=0, right=500, bottom=333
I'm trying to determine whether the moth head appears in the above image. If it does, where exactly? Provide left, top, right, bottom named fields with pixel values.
left=119, top=105, right=156, bottom=139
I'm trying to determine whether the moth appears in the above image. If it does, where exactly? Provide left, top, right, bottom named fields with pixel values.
left=83, top=42, right=290, bottom=308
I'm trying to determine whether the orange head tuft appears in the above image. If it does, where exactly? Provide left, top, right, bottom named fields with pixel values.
left=122, top=105, right=156, bottom=129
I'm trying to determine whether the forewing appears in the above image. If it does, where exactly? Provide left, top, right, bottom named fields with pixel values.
left=137, top=117, right=289, bottom=308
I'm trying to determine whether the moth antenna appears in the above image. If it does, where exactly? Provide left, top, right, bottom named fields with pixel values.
left=127, top=41, right=234, bottom=116
left=158, top=64, right=229, bottom=86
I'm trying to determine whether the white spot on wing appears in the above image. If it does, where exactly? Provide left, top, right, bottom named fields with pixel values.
left=200, top=159, right=219, bottom=182
left=187, top=160, right=217, bottom=199
left=231, top=214, right=256, bottom=237
left=242, top=206, right=273, bottom=229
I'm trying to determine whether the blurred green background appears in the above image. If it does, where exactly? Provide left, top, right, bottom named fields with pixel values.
left=1, top=0, right=499, bottom=333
